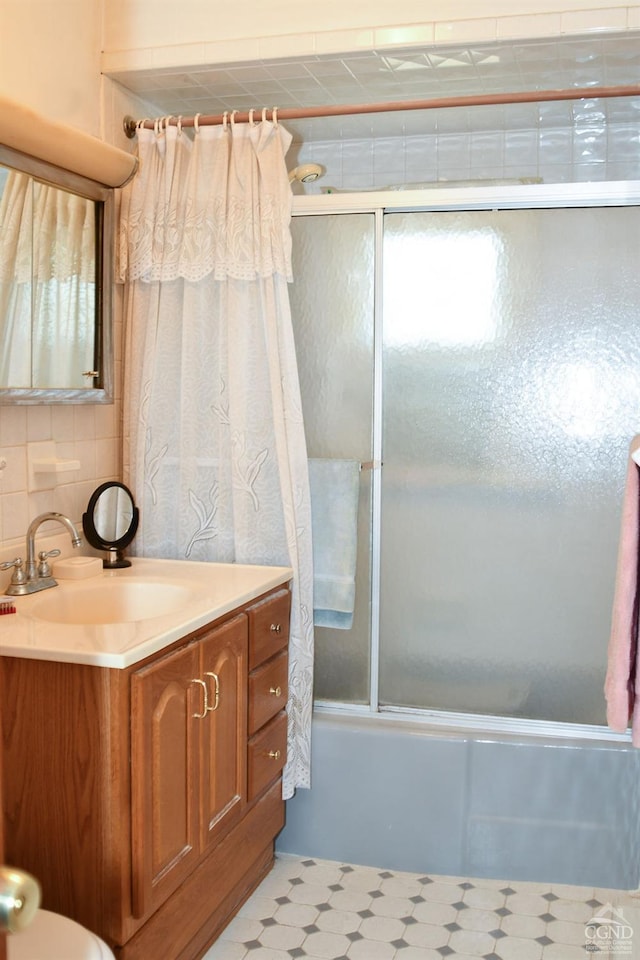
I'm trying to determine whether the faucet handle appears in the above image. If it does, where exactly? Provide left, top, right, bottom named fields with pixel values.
left=0, top=558, right=27, bottom=586
left=37, top=549, right=61, bottom=578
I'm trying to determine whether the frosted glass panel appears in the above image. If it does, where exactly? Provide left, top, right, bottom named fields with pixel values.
left=290, top=214, right=375, bottom=703
left=380, top=207, right=640, bottom=724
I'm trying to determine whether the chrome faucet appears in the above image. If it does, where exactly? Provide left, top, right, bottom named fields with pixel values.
left=1, top=512, right=82, bottom=596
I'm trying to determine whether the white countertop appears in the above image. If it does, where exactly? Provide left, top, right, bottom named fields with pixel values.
left=0, top=557, right=292, bottom=669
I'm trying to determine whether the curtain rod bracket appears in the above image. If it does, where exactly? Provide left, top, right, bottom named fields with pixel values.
left=123, top=115, right=138, bottom=140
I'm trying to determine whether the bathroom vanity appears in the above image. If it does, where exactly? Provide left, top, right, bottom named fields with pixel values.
left=0, top=559, right=292, bottom=960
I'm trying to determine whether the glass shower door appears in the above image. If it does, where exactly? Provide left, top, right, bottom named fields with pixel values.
left=380, top=206, right=640, bottom=724
left=290, top=213, right=375, bottom=703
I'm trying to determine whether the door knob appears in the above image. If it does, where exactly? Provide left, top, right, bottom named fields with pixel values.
left=0, top=866, right=40, bottom=933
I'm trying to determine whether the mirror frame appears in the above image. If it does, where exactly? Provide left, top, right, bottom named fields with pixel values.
left=0, top=142, right=114, bottom=404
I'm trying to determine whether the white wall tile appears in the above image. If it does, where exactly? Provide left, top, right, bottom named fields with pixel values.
left=314, top=29, right=376, bottom=56
left=497, top=13, right=563, bottom=39
left=573, top=161, right=608, bottom=181
left=75, top=439, right=97, bottom=483
left=0, top=407, right=27, bottom=447
left=374, top=25, right=435, bottom=48
left=73, top=406, right=97, bottom=442
left=94, top=403, right=118, bottom=441
left=560, top=7, right=628, bottom=34
left=607, top=160, right=640, bottom=179
left=52, top=406, right=76, bottom=444
left=434, top=19, right=497, bottom=45
left=0, top=447, right=27, bottom=494
left=258, top=34, right=318, bottom=62
left=26, top=407, right=52, bottom=443
left=2, top=491, right=29, bottom=542
left=53, top=482, right=79, bottom=522
left=404, top=138, right=438, bottom=180
left=539, top=127, right=573, bottom=164
left=470, top=131, right=505, bottom=167
left=437, top=133, right=472, bottom=173
left=573, top=126, right=607, bottom=162
left=607, top=125, right=640, bottom=160
left=504, top=129, right=540, bottom=165
left=96, top=438, right=118, bottom=481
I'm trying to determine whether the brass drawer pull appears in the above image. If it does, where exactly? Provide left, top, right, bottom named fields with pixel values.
left=205, top=671, right=220, bottom=711
left=269, top=685, right=282, bottom=697
left=270, top=623, right=282, bottom=634
left=190, top=678, right=209, bottom=719
left=267, top=749, right=281, bottom=760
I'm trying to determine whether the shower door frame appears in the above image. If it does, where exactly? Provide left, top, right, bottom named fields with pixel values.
left=292, top=179, right=640, bottom=744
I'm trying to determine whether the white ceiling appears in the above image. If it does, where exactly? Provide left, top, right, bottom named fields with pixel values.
left=111, top=32, right=640, bottom=143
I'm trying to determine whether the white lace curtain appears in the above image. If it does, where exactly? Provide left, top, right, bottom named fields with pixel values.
left=118, top=120, right=314, bottom=797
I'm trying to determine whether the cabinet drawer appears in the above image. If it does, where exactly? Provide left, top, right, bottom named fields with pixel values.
left=247, top=711, right=287, bottom=802
left=248, top=652, right=288, bottom=736
left=248, top=589, right=291, bottom=670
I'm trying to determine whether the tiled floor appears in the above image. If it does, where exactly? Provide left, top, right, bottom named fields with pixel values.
left=202, top=855, right=639, bottom=960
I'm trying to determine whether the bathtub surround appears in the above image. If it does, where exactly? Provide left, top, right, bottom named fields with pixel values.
left=118, top=121, right=314, bottom=797
left=277, top=713, right=640, bottom=890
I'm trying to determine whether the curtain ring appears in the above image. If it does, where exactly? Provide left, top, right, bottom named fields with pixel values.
left=230, top=109, right=238, bottom=127
left=163, top=115, right=174, bottom=131
left=272, top=106, right=278, bottom=126
left=137, top=118, right=148, bottom=131
left=194, top=113, right=201, bottom=133
left=248, top=108, right=255, bottom=126
left=222, top=110, right=229, bottom=131
left=153, top=117, right=160, bottom=135
left=262, top=107, right=267, bottom=123
left=177, top=115, right=183, bottom=135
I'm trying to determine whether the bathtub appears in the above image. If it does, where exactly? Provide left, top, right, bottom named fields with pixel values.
left=277, top=708, right=640, bottom=889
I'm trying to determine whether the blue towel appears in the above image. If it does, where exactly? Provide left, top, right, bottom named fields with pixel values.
left=308, top=458, right=360, bottom=630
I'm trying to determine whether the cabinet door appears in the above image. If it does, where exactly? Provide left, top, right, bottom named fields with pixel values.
left=199, top=615, right=248, bottom=850
left=131, top=642, right=201, bottom=919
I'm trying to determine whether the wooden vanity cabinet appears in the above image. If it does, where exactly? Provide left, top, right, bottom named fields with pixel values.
left=130, top=614, right=247, bottom=920
left=0, top=584, right=291, bottom=960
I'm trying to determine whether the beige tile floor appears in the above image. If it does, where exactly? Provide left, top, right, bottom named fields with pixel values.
left=203, top=854, right=640, bottom=959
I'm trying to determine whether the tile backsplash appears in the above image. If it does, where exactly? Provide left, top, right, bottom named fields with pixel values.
left=0, top=290, right=123, bottom=553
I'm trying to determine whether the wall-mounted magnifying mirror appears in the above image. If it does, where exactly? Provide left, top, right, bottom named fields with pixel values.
left=83, top=481, right=139, bottom=568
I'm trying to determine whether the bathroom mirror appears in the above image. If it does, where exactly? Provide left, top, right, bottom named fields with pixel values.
left=0, top=143, right=113, bottom=404
left=83, top=481, right=139, bottom=568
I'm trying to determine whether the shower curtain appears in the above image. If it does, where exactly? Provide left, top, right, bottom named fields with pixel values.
left=117, top=120, right=314, bottom=796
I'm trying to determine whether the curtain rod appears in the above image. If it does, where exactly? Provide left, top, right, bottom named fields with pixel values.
left=123, top=84, right=640, bottom=138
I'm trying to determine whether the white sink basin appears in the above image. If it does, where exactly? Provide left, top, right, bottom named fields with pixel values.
left=29, top=580, right=195, bottom=625
left=3, top=557, right=292, bottom=668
